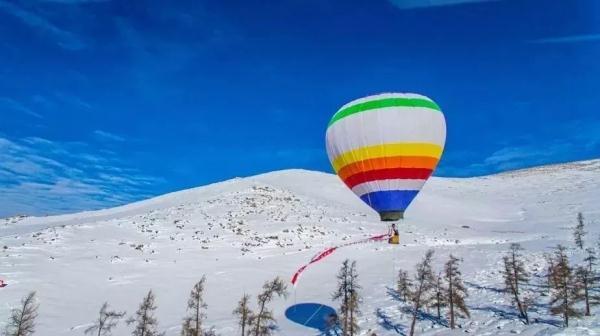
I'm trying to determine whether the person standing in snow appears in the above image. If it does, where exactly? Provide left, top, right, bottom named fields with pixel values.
left=388, top=223, right=399, bottom=244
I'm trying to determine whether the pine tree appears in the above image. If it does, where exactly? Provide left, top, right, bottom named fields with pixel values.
left=3, top=291, right=38, bottom=336
left=584, top=247, right=597, bottom=276
left=408, top=250, right=435, bottom=336
left=444, top=255, right=469, bottom=329
left=574, top=212, right=586, bottom=250
left=543, top=253, right=555, bottom=296
left=250, top=277, right=288, bottom=336
left=397, top=270, right=412, bottom=302
left=181, top=276, right=208, bottom=336
left=129, top=290, right=163, bottom=336
left=85, top=302, right=126, bottom=336
left=549, top=245, right=581, bottom=327
left=501, top=243, right=530, bottom=324
left=332, top=260, right=351, bottom=335
left=347, top=288, right=360, bottom=336
left=430, top=273, right=446, bottom=321
left=332, top=260, right=361, bottom=336
left=232, top=294, right=254, bottom=336
left=575, top=266, right=592, bottom=317
left=576, top=247, right=598, bottom=316
left=585, top=248, right=600, bottom=307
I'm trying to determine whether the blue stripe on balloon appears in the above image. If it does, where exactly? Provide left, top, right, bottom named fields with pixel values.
left=359, top=190, right=419, bottom=212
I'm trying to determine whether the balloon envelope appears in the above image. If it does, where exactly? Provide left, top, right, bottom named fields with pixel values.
left=325, top=93, right=446, bottom=221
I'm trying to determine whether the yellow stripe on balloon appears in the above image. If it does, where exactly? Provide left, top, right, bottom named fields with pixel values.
left=331, top=143, right=444, bottom=172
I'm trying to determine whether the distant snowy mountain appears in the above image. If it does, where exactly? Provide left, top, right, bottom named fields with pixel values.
left=1, top=160, right=599, bottom=335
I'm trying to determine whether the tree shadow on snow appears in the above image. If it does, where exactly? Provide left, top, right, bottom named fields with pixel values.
left=470, top=305, right=561, bottom=327
left=385, top=286, right=449, bottom=328
left=529, top=316, right=562, bottom=327
left=465, top=281, right=504, bottom=293
left=398, top=305, right=449, bottom=328
left=317, top=327, right=343, bottom=336
left=376, top=308, right=407, bottom=335
left=471, top=305, right=522, bottom=320
left=527, top=275, right=554, bottom=293
left=386, top=286, right=403, bottom=302
left=528, top=298, right=552, bottom=311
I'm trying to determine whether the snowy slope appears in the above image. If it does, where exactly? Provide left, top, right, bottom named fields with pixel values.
left=1, top=160, right=599, bottom=335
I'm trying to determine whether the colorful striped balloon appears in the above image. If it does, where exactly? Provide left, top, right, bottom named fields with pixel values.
left=325, top=93, right=446, bottom=221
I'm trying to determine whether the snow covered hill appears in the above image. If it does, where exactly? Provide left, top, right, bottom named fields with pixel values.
left=1, top=160, right=599, bottom=335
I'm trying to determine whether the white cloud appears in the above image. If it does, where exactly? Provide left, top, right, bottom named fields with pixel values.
left=388, top=0, right=497, bottom=9
left=0, top=0, right=84, bottom=50
left=39, top=0, right=110, bottom=3
left=438, top=120, right=600, bottom=177
left=54, top=92, right=92, bottom=110
left=0, top=136, right=161, bottom=217
left=93, top=130, right=125, bottom=142
left=482, top=143, right=571, bottom=171
left=530, top=33, right=600, bottom=44
left=0, top=97, right=43, bottom=118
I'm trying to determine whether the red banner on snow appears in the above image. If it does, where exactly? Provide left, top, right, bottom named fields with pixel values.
left=291, top=233, right=389, bottom=286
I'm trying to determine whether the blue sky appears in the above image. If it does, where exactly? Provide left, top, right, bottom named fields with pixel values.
left=1, top=0, right=599, bottom=216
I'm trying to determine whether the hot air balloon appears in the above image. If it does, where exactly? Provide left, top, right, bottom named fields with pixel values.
left=325, top=93, right=446, bottom=222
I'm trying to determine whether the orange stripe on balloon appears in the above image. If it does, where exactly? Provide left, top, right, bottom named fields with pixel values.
left=337, top=156, right=439, bottom=180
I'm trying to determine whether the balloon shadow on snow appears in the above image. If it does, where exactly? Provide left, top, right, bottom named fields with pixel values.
left=285, top=303, right=341, bottom=336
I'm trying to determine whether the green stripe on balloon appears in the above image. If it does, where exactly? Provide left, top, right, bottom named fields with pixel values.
left=328, top=97, right=441, bottom=127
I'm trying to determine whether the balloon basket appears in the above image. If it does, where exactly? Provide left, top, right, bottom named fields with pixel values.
left=379, top=211, right=404, bottom=221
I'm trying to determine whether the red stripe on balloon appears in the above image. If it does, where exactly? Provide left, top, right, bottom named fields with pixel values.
left=343, top=168, right=433, bottom=189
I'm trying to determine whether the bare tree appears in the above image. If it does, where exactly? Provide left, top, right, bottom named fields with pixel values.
left=576, top=248, right=598, bottom=316
left=397, top=270, right=412, bottom=302
left=430, top=273, right=446, bottom=321
left=585, top=248, right=600, bottom=307
left=232, top=294, right=254, bottom=336
left=347, top=289, right=360, bottom=336
left=501, top=243, right=530, bottom=324
left=408, top=250, right=435, bottom=336
left=347, top=264, right=361, bottom=336
left=333, top=260, right=351, bottom=335
left=444, top=255, right=469, bottom=329
left=549, top=245, right=581, bottom=327
left=181, top=276, right=208, bottom=336
left=574, top=212, right=586, bottom=250
left=575, top=266, right=593, bottom=317
left=85, top=302, right=126, bottom=336
left=3, top=291, right=38, bottom=336
left=543, top=253, right=555, bottom=296
left=250, top=277, right=288, bottom=336
left=584, top=247, right=597, bottom=276
left=332, top=260, right=361, bottom=336
left=129, top=290, right=163, bottom=336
